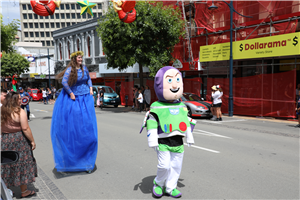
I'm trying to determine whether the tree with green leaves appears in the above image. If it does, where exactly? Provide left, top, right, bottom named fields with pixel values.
left=96, top=1, right=185, bottom=85
left=1, top=52, right=30, bottom=76
left=1, top=14, right=20, bottom=53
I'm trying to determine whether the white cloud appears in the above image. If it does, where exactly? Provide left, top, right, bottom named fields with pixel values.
left=1, top=1, right=20, bottom=26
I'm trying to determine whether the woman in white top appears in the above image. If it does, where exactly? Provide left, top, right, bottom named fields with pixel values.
left=216, top=85, right=223, bottom=121
left=212, top=85, right=223, bottom=121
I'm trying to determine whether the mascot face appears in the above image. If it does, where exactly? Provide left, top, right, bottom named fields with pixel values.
left=163, top=68, right=183, bottom=100
left=154, top=66, right=183, bottom=102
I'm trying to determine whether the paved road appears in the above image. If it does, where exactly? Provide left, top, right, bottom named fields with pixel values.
left=10, top=101, right=299, bottom=199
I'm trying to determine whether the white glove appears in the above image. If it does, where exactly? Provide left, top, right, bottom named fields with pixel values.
left=152, top=146, right=159, bottom=151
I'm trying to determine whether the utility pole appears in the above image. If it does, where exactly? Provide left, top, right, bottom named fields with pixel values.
left=48, top=48, right=51, bottom=88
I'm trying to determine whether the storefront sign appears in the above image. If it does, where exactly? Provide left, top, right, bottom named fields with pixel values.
left=200, top=42, right=230, bottom=62
left=200, top=32, right=300, bottom=62
left=234, top=32, right=300, bottom=60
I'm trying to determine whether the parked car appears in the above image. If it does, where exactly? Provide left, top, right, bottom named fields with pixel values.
left=30, top=88, right=43, bottom=101
left=55, top=88, right=63, bottom=99
left=92, top=85, right=121, bottom=108
left=179, top=93, right=212, bottom=118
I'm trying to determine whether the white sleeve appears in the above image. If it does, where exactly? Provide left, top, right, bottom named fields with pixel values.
left=185, top=126, right=195, bottom=144
left=147, top=114, right=159, bottom=147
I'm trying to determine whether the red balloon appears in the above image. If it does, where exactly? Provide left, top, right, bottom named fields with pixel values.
left=30, top=0, right=57, bottom=16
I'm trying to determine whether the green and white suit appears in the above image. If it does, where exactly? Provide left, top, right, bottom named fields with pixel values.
left=146, top=101, right=196, bottom=194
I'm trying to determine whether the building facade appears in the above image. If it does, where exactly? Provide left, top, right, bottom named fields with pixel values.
left=19, top=0, right=109, bottom=47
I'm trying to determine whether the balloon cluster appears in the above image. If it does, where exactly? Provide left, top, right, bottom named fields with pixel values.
left=112, top=0, right=136, bottom=23
left=30, top=0, right=61, bottom=17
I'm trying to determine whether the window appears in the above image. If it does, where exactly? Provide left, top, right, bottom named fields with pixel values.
left=24, top=23, right=28, bottom=28
left=56, top=23, right=60, bottom=28
left=61, top=23, right=65, bottom=28
left=29, top=23, right=33, bottom=28
left=45, top=23, right=49, bottom=28
left=40, top=15, right=43, bottom=19
left=27, top=4, right=31, bottom=10
left=66, top=22, right=70, bottom=27
left=99, top=13, right=102, bottom=17
left=72, top=13, right=75, bottom=19
left=47, top=41, right=50, bottom=46
left=77, top=39, right=80, bottom=51
left=22, top=5, right=26, bottom=10
left=45, top=15, right=49, bottom=19
left=52, top=41, right=54, bottom=46
left=61, top=4, right=64, bottom=9
left=71, top=4, right=75, bottom=9
left=23, top=14, right=27, bottom=19
left=77, top=13, right=81, bottom=19
left=35, top=23, right=38, bottom=28
left=30, top=32, right=34, bottom=37
left=46, top=32, right=50, bottom=37
left=88, top=14, right=92, bottom=19
left=82, top=13, right=86, bottom=18
left=40, top=23, right=44, bottom=28
left=51, top=32, right=53, bottom=37
left=41, top=32, right=44, bottom=37
left=98, top=3, right=102, bottom=9
left=51, top=23, right=55, bottom=28
left=68, top=41, right=70, bottom=58
left=72, top=22, right=76, bottom=25
left=61, top=13, right=65, bottom=19
left=55, top=13, right=59, bottom=19
left=42, top=41, right=45, bottom=46
left=28, top=14, right=32, bottom=19
left=35, top=32, right=39, bottom=37
left=34, top=14, right=38, bottom=19
left=24, top=32, right=28, bottom=37
left=50, top=15, right=54, bottom=19
left=76, top=4, right=80, bottom=9
left=66, top=13, right=70, bottom=19
left=66, top=4, right=70, bottom=9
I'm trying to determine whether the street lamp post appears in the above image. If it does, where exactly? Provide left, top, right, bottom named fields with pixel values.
left=209, top=1, right=252, bottom=117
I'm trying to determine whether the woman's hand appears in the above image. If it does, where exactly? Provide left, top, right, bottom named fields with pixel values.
left=70, top=93, right=76, bottom=100
left=31, top=141, right=36, bottom=150
left=90, top=88, right=93, bottom=95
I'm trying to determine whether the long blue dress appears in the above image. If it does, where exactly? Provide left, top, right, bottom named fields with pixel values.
left=51, top=66, right=98, bottom=172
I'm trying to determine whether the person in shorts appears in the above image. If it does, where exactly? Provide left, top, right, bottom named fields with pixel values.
left=211, top=85, right=222, bottom=121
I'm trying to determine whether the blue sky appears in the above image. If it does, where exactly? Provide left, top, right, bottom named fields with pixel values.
left=1, top=0, right=20, bottom=26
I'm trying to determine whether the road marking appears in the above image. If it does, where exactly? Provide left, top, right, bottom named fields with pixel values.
left=184, top=143, right=220, bottom=153
left=34, top=109, right=48, bottom=113
left=194, top=129, right=232, bottom=139
left=201, top=119, right=246, bottom=124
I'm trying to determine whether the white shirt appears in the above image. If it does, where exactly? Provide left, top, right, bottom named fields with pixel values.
left=212, top=91, right=222, bottom=104
left=42, top=90, right=47, bottom=98
left=138, top=93, right=143, bottom=103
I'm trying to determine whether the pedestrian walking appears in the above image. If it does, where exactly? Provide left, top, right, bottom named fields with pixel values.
left=1, top=91, right=37, bottom=198
left=19, top=87, right=31, bottom=121
left=137, top=89, right=143, bottom=112
left=51, top=51, right=98, bottom=173
left=143, top=85, right=151, bottom=111
left=98, top=87, right=104, bottom=109
left=52, top=87, right=57, bottom=100
left=212, top=85, right=223, bottom=121
left=210, top=85, right=217, bottom=120
left=42, top=88, right=48, bottom=104
left=216, top=85, right=223, bottom=121
left=47, top=88, right=53, bottom=104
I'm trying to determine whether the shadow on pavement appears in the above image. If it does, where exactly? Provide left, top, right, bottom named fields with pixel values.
left=133, top=175, right=185, bottom=194
left=95, top=106, right=133, bottom=113
left=52, top=165, right=97, bottom=179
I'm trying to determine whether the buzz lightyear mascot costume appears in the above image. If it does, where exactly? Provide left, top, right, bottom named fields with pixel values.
left=141, top=66, right=196, bottom=198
